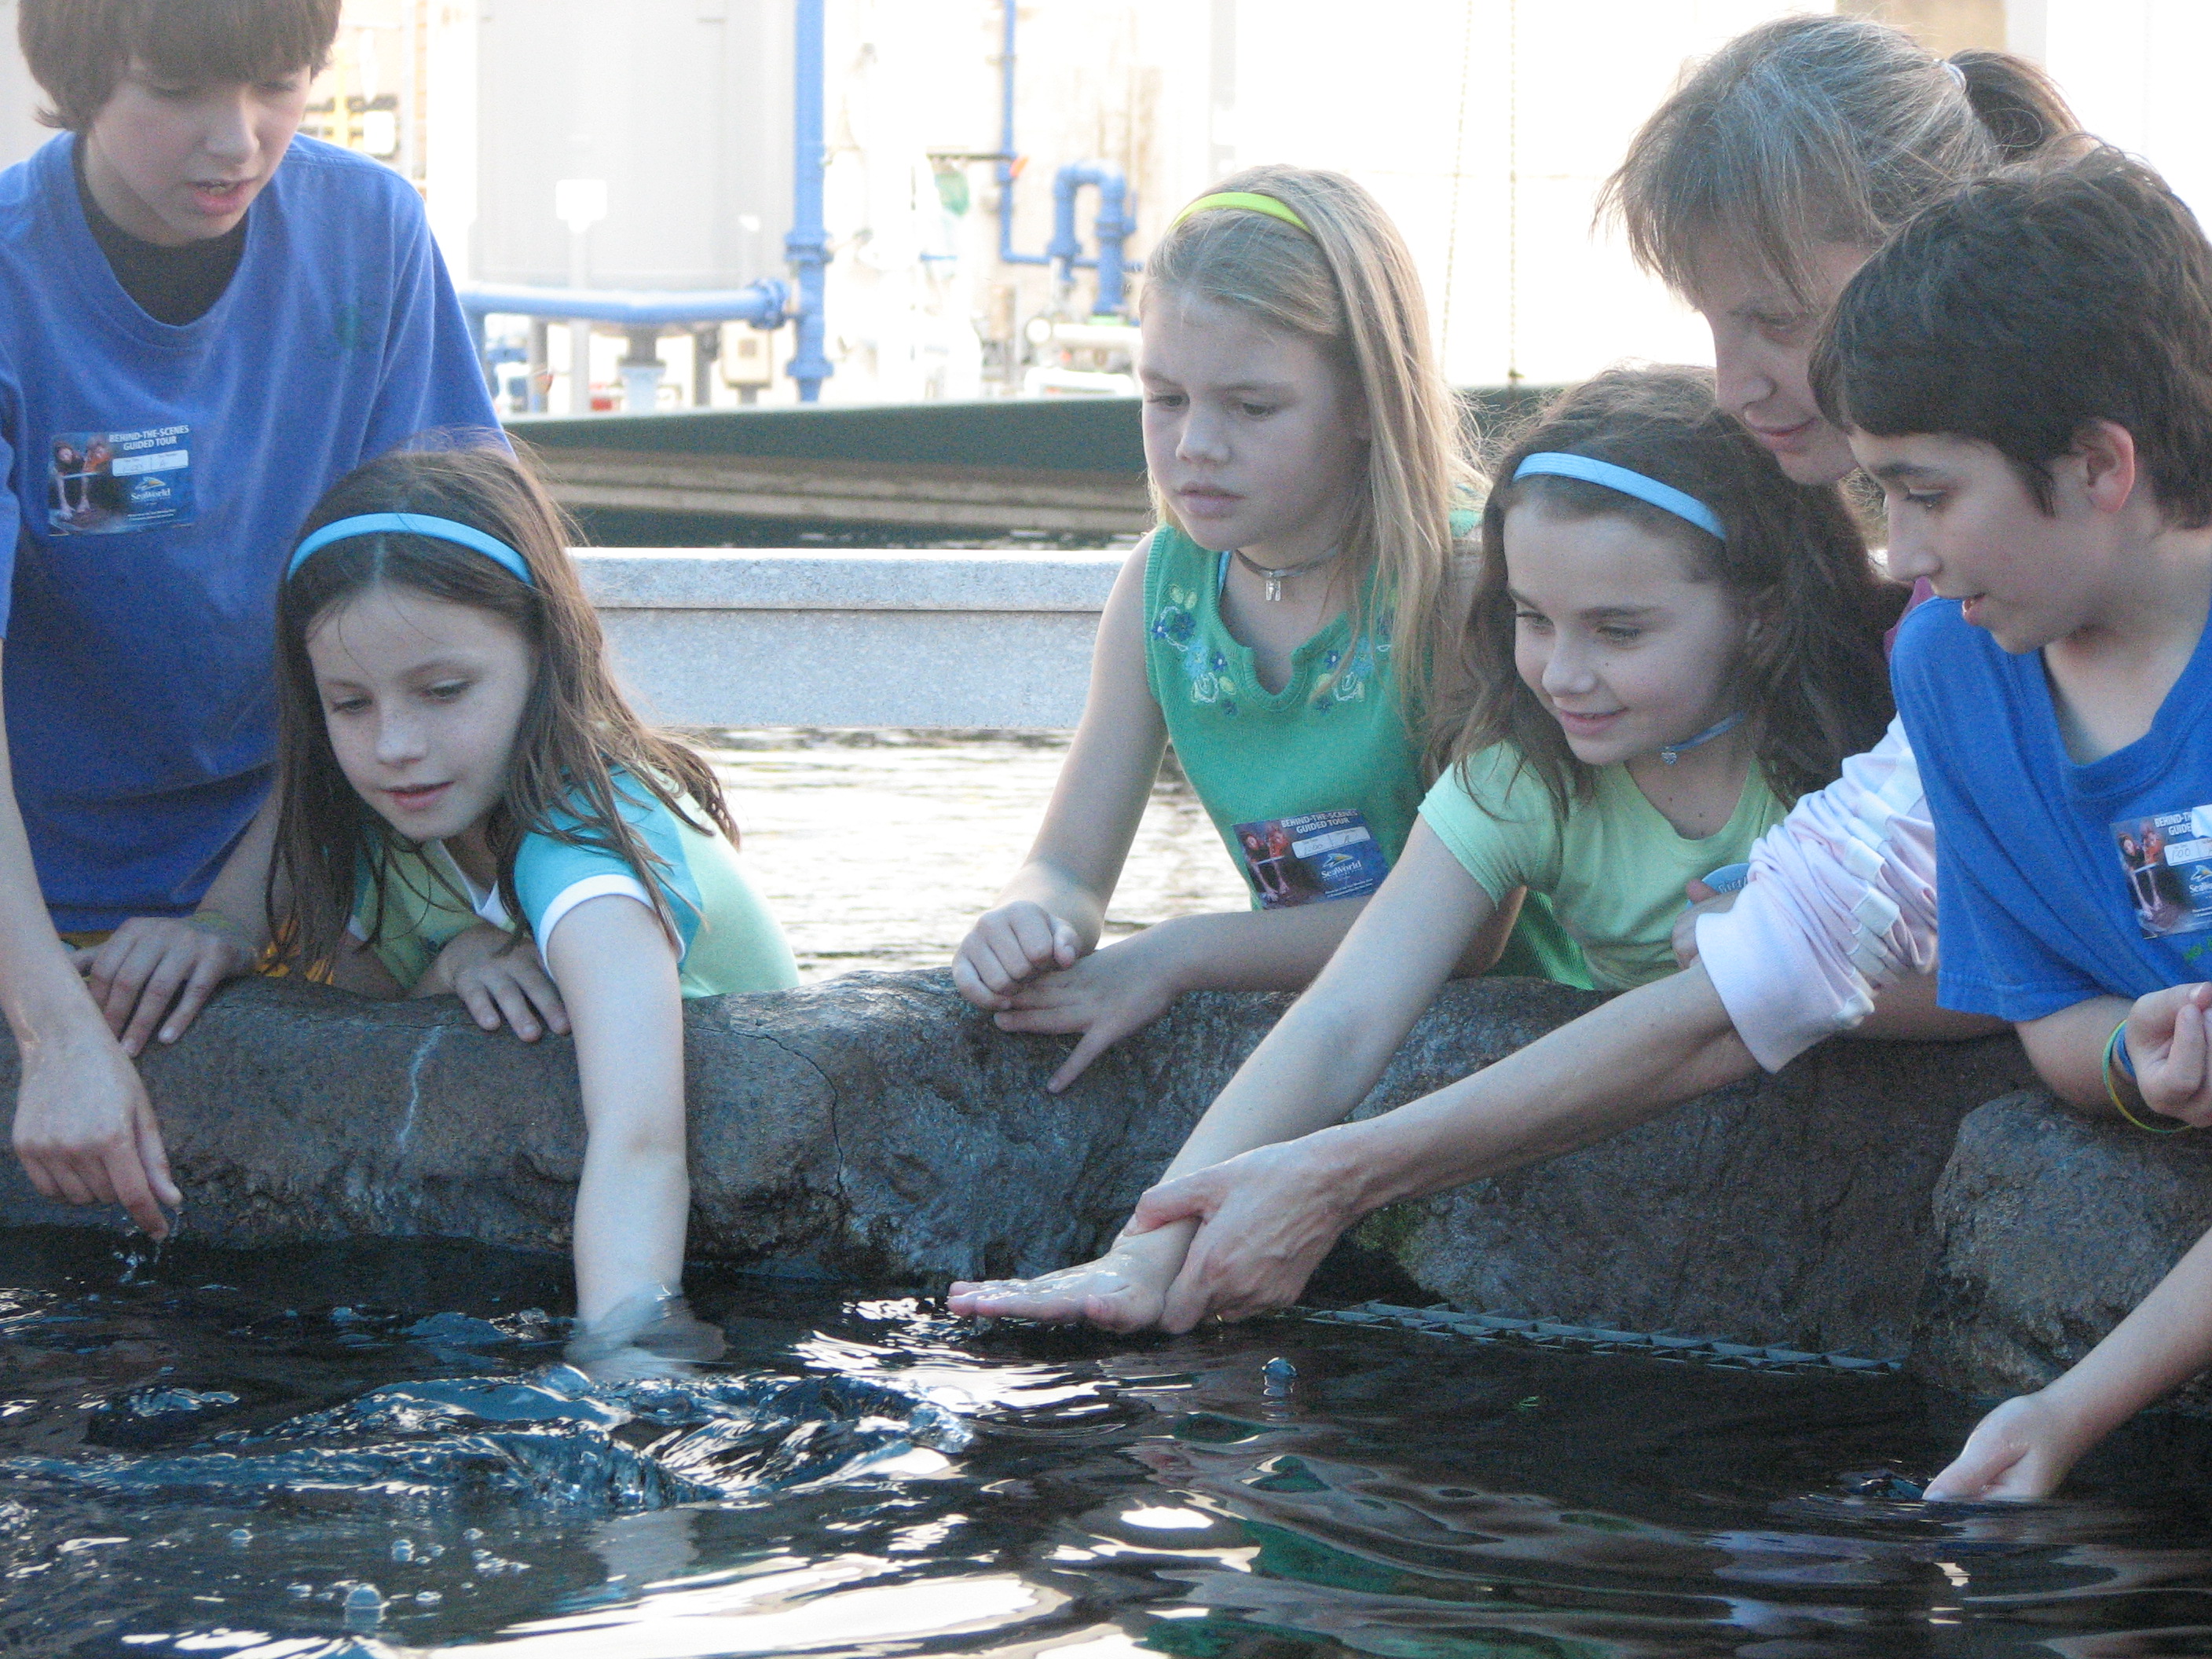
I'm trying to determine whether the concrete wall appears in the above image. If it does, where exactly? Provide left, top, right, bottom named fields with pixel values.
left=576, top=546, right=1121, bottom=728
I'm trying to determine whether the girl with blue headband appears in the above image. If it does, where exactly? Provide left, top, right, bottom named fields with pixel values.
left=952, top=365, right=1899, bottom=1328
left=269, top=445, right=796, bottom=1368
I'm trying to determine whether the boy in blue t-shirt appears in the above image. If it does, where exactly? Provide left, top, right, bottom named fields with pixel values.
left=1815, top=150, right=2212, bottom=1498
left=3, top=0, right=496, bottom=1236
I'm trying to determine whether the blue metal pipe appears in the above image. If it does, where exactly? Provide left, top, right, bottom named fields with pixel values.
left=996, top=1, right=1046, bottom=269
left=1048, top=162, right=1134, bottom=313
left=459, top=280, right=789, bottom=328
left=785, top=0, right=833, bottom=401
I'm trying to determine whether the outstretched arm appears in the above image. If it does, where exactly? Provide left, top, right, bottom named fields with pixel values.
left=0, top=655, right=182, bottom=1237
left=948, top=822, right=1494, bottom=1325
left=1129, top=959, right=1756, bottom=1329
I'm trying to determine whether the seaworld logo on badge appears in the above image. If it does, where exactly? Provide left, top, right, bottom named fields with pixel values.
left=1234, top=807, right=1388, bottom=909
left=46, top=425, right=195, bottom=535
left=2112, top=805, right=2212, bottom=939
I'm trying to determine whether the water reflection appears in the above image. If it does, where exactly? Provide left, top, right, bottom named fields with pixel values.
left=9, top=1229, right=2212, bottom=1657
left=701, top=730, right=1249, bottom=981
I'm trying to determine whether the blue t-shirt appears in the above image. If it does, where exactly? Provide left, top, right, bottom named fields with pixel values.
left=0, top=133, right=496, bottom=929
left=1891, top=596, right=2212, bottom=1020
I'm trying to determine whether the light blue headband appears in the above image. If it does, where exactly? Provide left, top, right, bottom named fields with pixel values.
left=287, top=512, right=536, bottom=587
left=1511, top=452, right=1726, bottom=542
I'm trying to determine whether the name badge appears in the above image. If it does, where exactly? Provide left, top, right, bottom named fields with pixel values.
left=46, top=425, right=196, bottom=534
left=2112, top=805, right=2212, bottom=939
left=1235, top=808, right=1388, bottom=909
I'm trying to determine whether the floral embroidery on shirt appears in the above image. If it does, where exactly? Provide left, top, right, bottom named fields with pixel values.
left=1152, top=587, right=1240, bottom=716
left=1311, top=622, right=1390, bottom=709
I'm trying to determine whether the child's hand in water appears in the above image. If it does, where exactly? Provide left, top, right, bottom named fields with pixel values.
left=76, top=912, right=262, bottom=1055
left=415, top=921, right=571, bottom=1041
left=2121, top=983, right=2212, bottom=1127
left=1924, top=1390, right=2096, bottom=1500
left=992, top=932, right=1181, bottom=1092
left=947, top=1227, right=1188, bottom=1331
left=953, top=901, right=1084, bottom=1011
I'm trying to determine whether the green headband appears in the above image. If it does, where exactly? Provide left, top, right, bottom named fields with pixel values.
left=1171, top=190, right=1311, bottom=235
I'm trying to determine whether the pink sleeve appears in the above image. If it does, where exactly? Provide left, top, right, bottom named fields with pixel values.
left=1693, top=716, right=1937, bottom=1071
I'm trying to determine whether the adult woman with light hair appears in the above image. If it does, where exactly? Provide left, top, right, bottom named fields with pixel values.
left=953, top=13, right=2093, bottom=1335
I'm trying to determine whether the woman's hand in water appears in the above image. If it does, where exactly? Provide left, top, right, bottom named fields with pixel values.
left=1126, top=1133, right=1361, bottom=1331
left=953, top=901, right=1084, bottom=1012
left=1924, top=1390, right=2099, bottom=1501
left=991, top=928, right=1183, bottom=1093
left=947, top=1225, right=1190, bottom=1331
left=416, top=922, right=570, bottom=1041
left=75, top=912, right=261, bottom=1057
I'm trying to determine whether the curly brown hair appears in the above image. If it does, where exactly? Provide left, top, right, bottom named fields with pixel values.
left=1437, top=366, right=1902, bottom=819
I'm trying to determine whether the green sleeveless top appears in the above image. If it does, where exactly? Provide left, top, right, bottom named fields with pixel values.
left=1141, top=524, right=1589, bottom=986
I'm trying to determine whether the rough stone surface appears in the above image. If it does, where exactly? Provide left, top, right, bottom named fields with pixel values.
left=0, top=971, right=2031, bottom=1364
left=1918, top=1090, right=2212, bottom=1405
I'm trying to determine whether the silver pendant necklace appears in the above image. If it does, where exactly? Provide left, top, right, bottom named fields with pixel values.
left=1233, top=546, right=1341, bottom=602
left=1658, top=711, right=1745, bottom=766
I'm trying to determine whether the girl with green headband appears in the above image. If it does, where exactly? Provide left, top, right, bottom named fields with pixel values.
left=269, top=445, right=796, bottom=1372
left=954, top=163, right=1589, bottom=1097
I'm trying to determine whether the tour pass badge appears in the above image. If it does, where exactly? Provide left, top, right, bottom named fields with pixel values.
left=46, top=427, right=195, bottom=534
left=1234, top=808, right=1389, bottom=909
left=2111, top=807, right=2212, bottom=939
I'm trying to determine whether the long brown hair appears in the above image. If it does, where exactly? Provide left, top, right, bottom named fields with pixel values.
left=268, top=441, right=735, bottom=976
left=1440, top=368, right=1899, bottom=818
left=1600, top=13, right=2085, bottom=307
left=1141, top=163, right=1471, bottom=732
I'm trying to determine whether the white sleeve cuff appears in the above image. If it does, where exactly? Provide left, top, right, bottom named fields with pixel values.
left=534, top=874, right=657, bottom=976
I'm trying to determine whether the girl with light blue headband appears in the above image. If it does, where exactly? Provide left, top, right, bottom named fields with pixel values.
left=954, top=364, right=1900, bottom=1332
left=268, top=445, right=797, bottom=1371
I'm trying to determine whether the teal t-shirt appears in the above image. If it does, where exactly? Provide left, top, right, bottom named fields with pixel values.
left=353, top=773, right=797, bottom=998
left=1419, top=745, right=1786, bottom=991
left=1141, top=523, right=1590, bottom=987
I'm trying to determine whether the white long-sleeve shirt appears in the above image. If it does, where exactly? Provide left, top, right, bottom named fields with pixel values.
left=1693, top=716, right=1938, bottom=1071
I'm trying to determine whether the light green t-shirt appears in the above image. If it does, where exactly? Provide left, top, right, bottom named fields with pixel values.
left=353, top=772, right=798, bottom=999
left=1419, top=745, right=1787, bottom=991
left=1141, top=522, right=1591, bottom=988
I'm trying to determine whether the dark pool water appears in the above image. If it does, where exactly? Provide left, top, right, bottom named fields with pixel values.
left=11, top=1228, right=2212, bottom=1657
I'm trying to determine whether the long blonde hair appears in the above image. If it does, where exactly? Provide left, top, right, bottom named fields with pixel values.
left=1141, top=163, right=1471, bottom=741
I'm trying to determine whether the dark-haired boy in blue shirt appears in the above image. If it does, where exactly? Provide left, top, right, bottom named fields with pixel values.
left=1818, top=148, right=2212, bottom=1498
left=3, top=0, right=495, bottom=1235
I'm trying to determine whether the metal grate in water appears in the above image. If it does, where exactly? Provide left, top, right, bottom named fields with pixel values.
left=1307, top=1302, right=1904, bottom=1377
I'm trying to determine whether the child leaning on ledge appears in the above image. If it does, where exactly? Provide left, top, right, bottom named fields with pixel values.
left=1815, top=150, right=2212, bottom=1497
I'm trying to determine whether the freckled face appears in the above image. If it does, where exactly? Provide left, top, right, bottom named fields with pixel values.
left=1505, top=501, right=1748, bottom=766
left=81, top=60, right=310, bottom=246
left=1137, top=291, right=1368, bottom=566
left=307, top=588, right=536, bottom=846
left=1690, top=241, right=1870, bottom=487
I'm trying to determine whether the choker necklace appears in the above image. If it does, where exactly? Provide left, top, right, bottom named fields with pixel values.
left=1233, top=546, right=1341, bottom=602
left=1658, top=711, right=1745, bottom=766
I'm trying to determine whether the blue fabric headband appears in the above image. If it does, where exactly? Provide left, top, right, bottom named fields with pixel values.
left=287, top=512, right=536, bottom=587
left=1510, top=452, right=1726, bottom=542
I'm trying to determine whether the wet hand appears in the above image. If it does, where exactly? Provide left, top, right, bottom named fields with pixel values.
left=946, top=1243, right=1177, bottom=1332
left=1924, top=1392, right=2092, bottom=1501
left=992, top=933, right=1179, bottom=1092
left=953, top=901, right=1083, bottom=1012
left=1129, top=1140, right=1355, bottom=1333
left=77, top=913, right=260, bottom=1057
left=1672, top=880, right=1738, bottom=970
left=11, top=1027, right=180, bottom=1239
left=418, top=922, right=569, bottom=1042
left=2123, top=983, right=2212, bottom=1127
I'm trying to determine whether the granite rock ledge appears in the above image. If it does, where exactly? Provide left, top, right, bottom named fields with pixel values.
left=0, top=970, right=2039, bottom=1372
